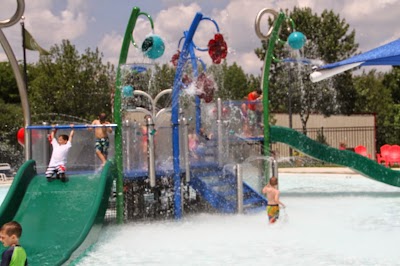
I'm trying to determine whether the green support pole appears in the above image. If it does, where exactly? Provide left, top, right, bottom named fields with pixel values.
left=114, top=7, right=154, bottom=224
left=261, top=12, right=285, bottom=183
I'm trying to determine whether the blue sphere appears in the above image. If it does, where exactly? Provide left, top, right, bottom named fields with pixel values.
left=123, top=85, right=133, bottom=97
left=142, top=34, right=165, bottom=59
left=288, top=31, right=306, bottom=50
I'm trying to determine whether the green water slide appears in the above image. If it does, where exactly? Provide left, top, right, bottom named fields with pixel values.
left=271, top=125, right=400, bottom=187
left=0, top=160, right=114, bottom=266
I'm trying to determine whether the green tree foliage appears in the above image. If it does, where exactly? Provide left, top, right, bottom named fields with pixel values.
left=353, top=70, right=393, bottom=114
left=29, top=40, right=115, bottom=122
left=353, top=70, right=397, bottom=147
left=0, top=62, right=20, bottom=104
left=0, top=100, right=24, bottom=166
left=151, top=64, right=175, bottom=95
left=383, top=66, right=400, bottom=104
left=255, top=7, right=358, bottom=132
left=246, top=74, right=261, bottom=97
left=381, top=66, right=400, bottom=145
left=209, top=61, right=247, bottom=100
left=150, top=64, right=175, bottom=109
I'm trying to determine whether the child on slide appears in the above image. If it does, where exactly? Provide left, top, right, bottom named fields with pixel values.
left=45, top=125, right=74, bottom=182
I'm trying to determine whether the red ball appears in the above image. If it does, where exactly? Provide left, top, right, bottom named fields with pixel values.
left=17, top=128, right=40, bottom=146
left=17, top=127, right=25, bottom=146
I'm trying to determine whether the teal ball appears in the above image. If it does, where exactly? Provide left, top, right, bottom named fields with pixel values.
left=123, top=85, right=133, bottom=97
left=142, top=34, right=165, bottom=59
left=288, top=31, right=306, bottom=50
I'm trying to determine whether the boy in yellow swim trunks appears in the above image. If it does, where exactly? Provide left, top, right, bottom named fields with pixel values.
left=262, top=176, right=285, bottom=223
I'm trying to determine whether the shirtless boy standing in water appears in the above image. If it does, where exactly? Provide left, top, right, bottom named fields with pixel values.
left=262, top=176, right=285, bottom=223
left=89, top=113, right=113, bottom=166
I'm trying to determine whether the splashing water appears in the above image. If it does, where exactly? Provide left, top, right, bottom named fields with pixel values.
left=76, top=172, right=400, bottom=266
left=243, top=155, right=275, bottom=164
left=182, top=82, right=198, bottom=97
left=1, top=172, right=400, bottom=265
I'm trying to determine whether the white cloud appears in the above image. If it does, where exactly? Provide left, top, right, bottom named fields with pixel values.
left=25, top=0, right=90, bottom=44
left=98, top=31, right=123, bottom=66
left=0, top=0, right=90, bottom=61
left=228, top=51, right=263, bottom=75
left=2, top=0, right=400, bottom=76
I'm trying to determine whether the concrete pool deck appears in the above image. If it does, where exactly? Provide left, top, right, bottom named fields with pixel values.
left=0, top=167, right=359, bottom=188
left=279, top=167, right=358, bottom=174
left=0, top=166, right=396, bottom=187
left=0, top=179, right=12, bottom=186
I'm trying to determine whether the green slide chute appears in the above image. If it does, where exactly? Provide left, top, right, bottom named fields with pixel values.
left=271, top=125, right=400, bottom=187
left=0, top=160, right=114, bottom=265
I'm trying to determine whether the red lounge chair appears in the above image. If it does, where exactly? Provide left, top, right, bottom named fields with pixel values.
left=385, top=145, right=400, bottom=167
left=354, top=145, right=371, bottom=158
left=376, top=144, right=391, bottom=164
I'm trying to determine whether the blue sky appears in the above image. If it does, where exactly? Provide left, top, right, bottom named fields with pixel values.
left=1, top=0, right=399, bottom=75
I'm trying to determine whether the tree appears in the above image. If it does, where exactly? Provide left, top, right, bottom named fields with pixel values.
left=0, top=62, right=20, bottom=104
left=383, top=66, right=400, bottom=104
left=209, top=61, right=247, bottom=100
left=0, top=100, right=24, bottom=166
left=29, top=40, right=115, bottom=122
left=353, top=70, right=397, bottom=147
left=150, top=63, right=175, bottom=109
left=255, top=7, right=358, bottom=133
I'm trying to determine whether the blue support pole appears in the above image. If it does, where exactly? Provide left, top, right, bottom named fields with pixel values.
left=188, top=44, right=202, bottom=134
left=171, top=12, right=203, bottom=219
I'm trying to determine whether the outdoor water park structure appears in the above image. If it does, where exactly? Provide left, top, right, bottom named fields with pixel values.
left=2, top=1, right=400, bottom=265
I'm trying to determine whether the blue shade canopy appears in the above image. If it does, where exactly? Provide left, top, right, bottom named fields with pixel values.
left=310, top=38, right=400, bottom=82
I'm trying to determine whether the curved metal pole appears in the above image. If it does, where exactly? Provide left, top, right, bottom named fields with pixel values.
left=171, top=12, right=203, bottom=219
left=146, top=116, right=156, bottom=187
left=154, top=88, right=172, bottom=117
left=155, top=108, right=171, bottom=119
left=192, top=17, right=220, bottom=52
left=0, top=0, right=25, bottom=27
left=133, top=90, right=155, bottom=112
left=254, top=9, right=278, bottom=41
left=188, top=43, right=202, bottom=134
left=255, top=9, right=286, bottom=183
left=0, top=1, right=31, bottom=161
left=131, top=12, right=154, bottom=48
left=114, top=6, right=154, bottom=224
left=236, top=164, right=243, bottom=214
left=133, top=107, right=153, bottom=118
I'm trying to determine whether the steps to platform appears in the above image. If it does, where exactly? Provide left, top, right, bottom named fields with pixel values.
left=189, top=166, right=267, bottom=214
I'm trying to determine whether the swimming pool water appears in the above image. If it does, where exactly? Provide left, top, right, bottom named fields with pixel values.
left=2, top=174, right=400, bottom=265
left=77, top=173, right=400, bottom=266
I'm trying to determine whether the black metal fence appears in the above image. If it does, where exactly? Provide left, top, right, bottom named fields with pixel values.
left=272, top=126, right=376, bottom=159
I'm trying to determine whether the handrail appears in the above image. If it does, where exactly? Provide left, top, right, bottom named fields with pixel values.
left=26, top=124, right=118, bottom=130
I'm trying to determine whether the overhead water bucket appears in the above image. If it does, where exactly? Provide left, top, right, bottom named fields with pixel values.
left=142, top=34, right=165, bottom=59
